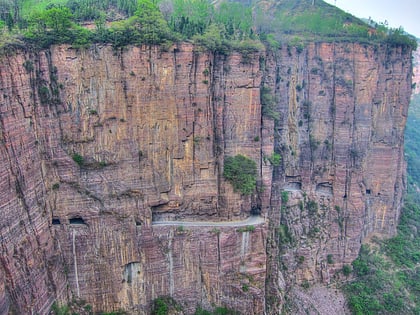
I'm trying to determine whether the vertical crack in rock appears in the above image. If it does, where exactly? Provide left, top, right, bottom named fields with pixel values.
left=72, top=229, right=80, bottom=298
left=240, top=231, right=250, bottom=260
left=167, top=231, right=174, bottom=297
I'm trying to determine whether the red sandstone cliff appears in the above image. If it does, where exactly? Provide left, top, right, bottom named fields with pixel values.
left=0, top=42, right=412, bottom=314
left=264, top=43, right=411, bottom=312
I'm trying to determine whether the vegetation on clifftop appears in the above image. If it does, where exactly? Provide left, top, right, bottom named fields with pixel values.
left=0, top=0, right=417, bottom=52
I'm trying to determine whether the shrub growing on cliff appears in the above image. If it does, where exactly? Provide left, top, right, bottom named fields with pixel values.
left=152, top=296, right=188, bottom=315
left=306, top=200, right=318, bottom=214
left=72, top=153, right=84, bottom=166
left=223, top=155, right=257, bottom=195
left=51, top=302, right=70, bottom=315
left=260, top=86, right=279, bottom=121
left=327, top=254, right=334, bottom=264
left=152, top=296, right=181, bottom=315
left=237, top=225, right=255, bottom=233
left=152, top=297, right=168, bottom=315
left=281, top=191, right=289, bottom=204
left=268, top=152, right=281, bottom=166
left=342, top=264, right=352, bottom=276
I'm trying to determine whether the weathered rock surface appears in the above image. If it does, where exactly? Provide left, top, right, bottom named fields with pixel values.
left=0, top=42, right=412, bottom=314
left=264, top=43, right=411, bottom=300
left=412, top=46, right=420, bottom=96
left=284, top=285, right=350, bottom=315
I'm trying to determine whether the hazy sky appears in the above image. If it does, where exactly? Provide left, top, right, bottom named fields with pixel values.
left=323, top=0, right=420, bottom=39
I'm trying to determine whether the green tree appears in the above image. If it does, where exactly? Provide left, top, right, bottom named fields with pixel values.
left=192, top=23, right=227, bottom=52
left=25, top=5, right=74, bottom=46
left=43, top=6, right=73, bottom=35
left=0, top=1, right=14, bottom=30
left=169, top=0, right=213, bottom=38
left=0, top=0, right=23, bottom=30
left=214, top=2, right=252, bottom=40
left=131, top=0, right=173, bottom=44
left=92, top=13, right=110, bottom=43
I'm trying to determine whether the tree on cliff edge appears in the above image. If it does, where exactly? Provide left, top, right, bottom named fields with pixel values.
left=132, top=0, right=173, bottom=44
left=110, top=0, right=174, bottom=46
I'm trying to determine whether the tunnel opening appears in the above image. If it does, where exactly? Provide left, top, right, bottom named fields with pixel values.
left=52, top=218, right=61, bottom=225
left=284, top=182, right=302, bottom=191
left=69, top=217, right=86, bottom=225
left=316, top=182, right=333, bottom=196
left=251, top=205, right=261, bottom=215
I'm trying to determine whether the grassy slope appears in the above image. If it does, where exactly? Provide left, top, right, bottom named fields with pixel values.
left=20, top=0, right=68, bottom=16
left=3, top=0, right=416, bottom=49
left=254, top=0, right=392, bottom=45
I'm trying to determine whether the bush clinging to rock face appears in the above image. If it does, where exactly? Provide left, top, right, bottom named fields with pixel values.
left=223, top=154, right=257, bottom=195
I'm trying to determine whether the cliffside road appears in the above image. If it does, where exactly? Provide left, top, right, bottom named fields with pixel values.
left=152, top=215, right=265, bottom=227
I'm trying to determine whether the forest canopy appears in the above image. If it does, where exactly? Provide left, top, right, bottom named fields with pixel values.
left=0, top=0, right=417, bottom=51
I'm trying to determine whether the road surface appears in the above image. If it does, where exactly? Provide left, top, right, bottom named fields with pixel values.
left=152, top=215, right=265, bottom=227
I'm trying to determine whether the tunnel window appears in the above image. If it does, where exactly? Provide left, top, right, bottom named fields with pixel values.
left=69, top=217, right=86, bottom=225
left=52, top=218, right=61, bottom=225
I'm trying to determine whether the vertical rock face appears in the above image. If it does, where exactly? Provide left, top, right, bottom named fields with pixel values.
left=0, top=52, right=68, bottom=314
left=412, top=46, right=420, bottom=96
left=0, top=43, right=266, bottom=314
left=264, top=43, right=410, bottom=294
left=141, top=224, right=267, bottom=314
left=0, top=42, right=412, bottom=314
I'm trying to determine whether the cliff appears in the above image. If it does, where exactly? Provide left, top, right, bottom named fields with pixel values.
left=412, top=46, right=420, bottom=96
left=0, top=42, right=412, bottom=314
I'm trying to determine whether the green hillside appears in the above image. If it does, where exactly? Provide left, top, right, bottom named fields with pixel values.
left=0, top=0, right=416, bottom=51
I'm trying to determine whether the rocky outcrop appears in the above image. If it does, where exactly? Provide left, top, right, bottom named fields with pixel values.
left=0, top=41, right=412, bottom=314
